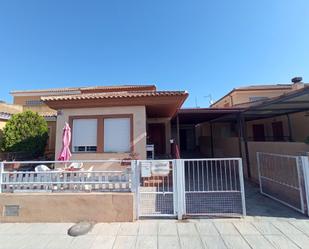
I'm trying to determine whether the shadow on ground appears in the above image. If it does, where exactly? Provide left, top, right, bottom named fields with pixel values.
left=245, top=181, right=308, bottom=219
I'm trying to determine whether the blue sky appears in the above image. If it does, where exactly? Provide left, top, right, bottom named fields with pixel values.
left=0, top=1, right=308, bottom=107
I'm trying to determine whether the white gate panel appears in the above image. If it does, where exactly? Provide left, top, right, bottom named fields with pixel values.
left=136, top=160, right=176, bottom=217
left=257, top=152, right=307, bottom=214
left=182, top=158, right=246, bottom=217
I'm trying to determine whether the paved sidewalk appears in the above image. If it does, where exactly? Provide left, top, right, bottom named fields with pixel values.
left=1, top=217, right=309, bottom=249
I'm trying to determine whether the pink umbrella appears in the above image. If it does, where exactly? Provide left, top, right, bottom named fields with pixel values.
left=58, top=122, right=72, bottom=161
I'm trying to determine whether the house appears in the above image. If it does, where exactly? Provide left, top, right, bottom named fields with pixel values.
left=34, top=85, right=188, bottom=161
left=0, top=101, right=23, bottom=146
left=8, top=78, right=309, bottom=178
left=173, top=77, right=309, bottom=182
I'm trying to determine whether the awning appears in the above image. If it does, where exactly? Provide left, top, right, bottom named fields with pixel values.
left=173, top=108, right=243, bottom=125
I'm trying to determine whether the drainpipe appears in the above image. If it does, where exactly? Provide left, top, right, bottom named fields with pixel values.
left=176, top=115, right=180, bottom=149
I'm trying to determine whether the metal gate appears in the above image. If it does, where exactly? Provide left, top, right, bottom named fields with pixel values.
left=133, top=158, right=246, bottom=219
left=181, top=158, right=246, bottom=217
left=257, top=152, right=309, bottom=215
left=134, top=160, right=176, bottom=217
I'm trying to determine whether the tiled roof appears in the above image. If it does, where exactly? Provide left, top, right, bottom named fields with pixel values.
left=11, top=85, right=156, bottom=94
left=40, top=111, right=57, bottom=117
left=235, top=84, right=293, bottom=90
left=42, top=91, right=188, bottom=101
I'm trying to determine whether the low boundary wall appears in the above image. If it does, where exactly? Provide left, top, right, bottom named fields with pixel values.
left=0, top=192, right=134, bottom=223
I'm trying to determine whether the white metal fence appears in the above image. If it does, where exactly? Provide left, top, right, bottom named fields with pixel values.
left=133, top=160, right=176, bottom=217
left=133, top=158, right=246, bottom=219
left=0, top=158, right=246, bottom=219
left=0, top=160, right=131, bottom=193
left=257, top=152, right=309, bottom=215
left=182, top=158, right=246, bottom=217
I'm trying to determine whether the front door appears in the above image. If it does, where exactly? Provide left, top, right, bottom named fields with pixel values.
left=148, top=123, right=166, bottom=155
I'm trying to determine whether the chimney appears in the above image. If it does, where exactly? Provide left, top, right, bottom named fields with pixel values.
left=291, top=76, right=304, bottom=90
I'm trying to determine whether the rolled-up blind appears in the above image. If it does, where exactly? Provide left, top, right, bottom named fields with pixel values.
left=72, top=119, right=97, bottom=148
left=104, top=118, right=130, bottom=152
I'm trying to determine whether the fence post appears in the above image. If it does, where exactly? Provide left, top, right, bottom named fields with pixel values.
left=300, top=156, right=309, bottom=216
left=256, top=152, right=263, bottom=194
left=0, top=162, right=4, bottom=193
left=238, top=159, right=246, bottom=216
left=175, top=159, right=185, bottom=220
left=131, top=160, right=140, bottom=220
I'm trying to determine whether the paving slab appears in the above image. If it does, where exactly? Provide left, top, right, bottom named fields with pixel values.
left=138, top=222, right=158, bottom=235
left=2, top=223, right=32, bottom=235
left=32, top=223, right=73, bottom=235
left=179, top=235, right=205, bottom=249
left=243, top=235, right=275, bottom=249
left=136, top=235, right=157, bottom=249
left=201, top=235, right=227, bottom=249
left=280, top=234, right=309, bottom=249
left=21, top=235, right=54, bottom=249
left=158, top=236, right=180, bottom=249
left=118, top=222, right=139, bottom=236
left=90, top=235, right=115, bottom=249
left=112, top=235, right=137, bottom=249
left=69, top=236, right=96, bottom=249
left=177, top=222, right=198, bottom=235
left=233, top=222, right=261, bottom=235
left=44, top=235, right=74, bottom=249
left=251, top=222, right=283, bottom=235
left=196, top=222, right=219, bottom=235
left=271, top=221, right=304, bottom=235
left=90, top=223, right=120, bottom=236
left=221, top=235, right=251, bottom=249
left=0, top=235, right=34, bottom=249
left=288, top=221, right=309, bottom=236
left=213, top=222, right=240, bottom=235
left=158, top=222, right=178, bottom=235
left=264, top=235, right=299, bottom=249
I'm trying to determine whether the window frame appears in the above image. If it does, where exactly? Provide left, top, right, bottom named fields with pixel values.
left=69, top=114, right=133, bottom=154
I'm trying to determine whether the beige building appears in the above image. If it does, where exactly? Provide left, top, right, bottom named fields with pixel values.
left=8, top=85, right=188, bottom=160
left=41, top=85, right=187, bottom=161
left=175, top=77, right=309, bottom=182
left=211, top=77, right=306, bottom=108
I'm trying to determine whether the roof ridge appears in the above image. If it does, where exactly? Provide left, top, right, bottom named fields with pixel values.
left=11, top=84, right=157, bottom=94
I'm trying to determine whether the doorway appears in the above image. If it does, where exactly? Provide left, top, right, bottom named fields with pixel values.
left=147, top=123, right=166, bottom=155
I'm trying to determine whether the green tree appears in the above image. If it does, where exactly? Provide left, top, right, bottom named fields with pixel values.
left=2, top=110, right=48, bottom=158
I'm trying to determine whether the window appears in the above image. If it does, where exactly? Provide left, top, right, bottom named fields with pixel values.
left=272, top=121, right=284, bottom=141
left=252, top=124, right=265, bottom=141
left=72, top=119, right=97, bottom=152
left=104, top=118, right=131, bottom=152
left=25, top=100, right=44, bottom=106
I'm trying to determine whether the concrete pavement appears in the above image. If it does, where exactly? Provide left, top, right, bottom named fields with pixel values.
left=1, top=217, right=309, bottom=249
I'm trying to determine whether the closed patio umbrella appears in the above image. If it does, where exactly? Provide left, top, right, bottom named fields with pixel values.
left=58, top=122, right=72, bottom=161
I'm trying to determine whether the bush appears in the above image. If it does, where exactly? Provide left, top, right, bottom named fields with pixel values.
left=1, top=110, right=48, bottom=158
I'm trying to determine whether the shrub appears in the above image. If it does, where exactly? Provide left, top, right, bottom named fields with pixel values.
left=1, top=110, right=48, bottom=158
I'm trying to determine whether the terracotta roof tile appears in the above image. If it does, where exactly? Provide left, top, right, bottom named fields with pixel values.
left=11, top=85, right=156, bottom=94
left=41, top=91, right=188, bottom=101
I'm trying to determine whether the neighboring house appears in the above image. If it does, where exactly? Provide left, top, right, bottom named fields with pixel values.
left=0, top=101, right=23, bottom=142
left=211, top=77, right=306, bottom=108
left=173, top=77, right=309, bottom=182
